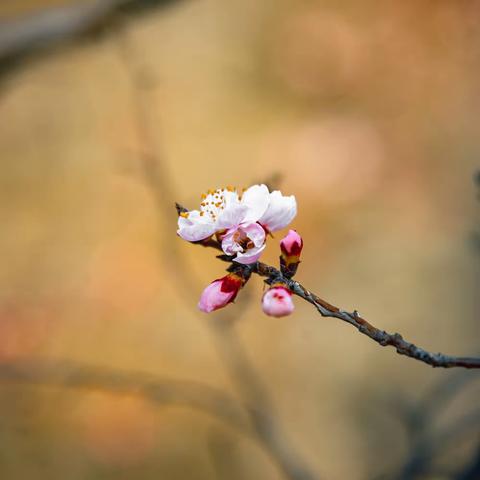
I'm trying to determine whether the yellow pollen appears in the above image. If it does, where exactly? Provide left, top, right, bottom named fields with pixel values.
left=180, top=212, right=189, bottom=218
left=226, top=185, right=235, bottom=192
left=200, top=211, right=204, bottom=216
left=208, top=189, right=215, bottom=195
left=201, top=193, right=206, bottom=199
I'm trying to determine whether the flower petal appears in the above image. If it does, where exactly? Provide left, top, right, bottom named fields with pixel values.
left=233, top=243, right=266, bottom=264
left=240, top=222, right=266, bottom=248
left=241, top=184, right=270, bottom=223
left=221, top=228, right=244, bottom=255
left=216, top=203, right=249, bottom=230
left=258, top=191, right=297, bottom=232
left=177, top=210, right=217, bottom=242
left=222, top=189, right=241, bottom=206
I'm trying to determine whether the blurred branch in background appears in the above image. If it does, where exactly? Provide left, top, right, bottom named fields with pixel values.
left=472, top=171, right=480, bottom=254
left=0, top=0, right=185, bottom=81
left=455, top=445, right=480, bottom=480
left=379, top=185, right=480, bottom=478
left=0, top=2, right=319, bottom=478
left=0, top=357, right=251, bottom=434
left=381, top=370, right=480, bottom=480
left=116, top=27, right=319, bottom=480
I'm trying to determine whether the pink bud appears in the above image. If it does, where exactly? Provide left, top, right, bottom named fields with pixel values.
left=280, top=230, right=303, bottom=278
left=280, top=230, right=303, bottom=257
left=198, top=274, right=243, bottom=313
left=262, top=286, right=294, bottom=318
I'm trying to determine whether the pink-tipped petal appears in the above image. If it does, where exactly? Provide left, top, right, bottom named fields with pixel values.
left=262, top=286, right=294, bottom=317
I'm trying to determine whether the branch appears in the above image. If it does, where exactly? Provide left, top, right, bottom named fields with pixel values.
left=0, top=357, right=251, bottom=434
left=191, top=237, right=480, bottom=369
left=257, top=261, right=480, bottom=368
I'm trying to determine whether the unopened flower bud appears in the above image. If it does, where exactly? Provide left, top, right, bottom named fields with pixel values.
left=262, top=285, right=294, bottom=318
left=280, top=230, right=303, bottom=278
left=198, top=273, right=244, bottom=313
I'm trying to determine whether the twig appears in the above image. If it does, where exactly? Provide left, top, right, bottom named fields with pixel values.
left=191, top=240, right=480, bottom=369
left=258, top=262, right=480, bottom=369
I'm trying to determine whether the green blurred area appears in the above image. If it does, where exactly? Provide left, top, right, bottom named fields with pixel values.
left=0, top=1, right=479, bottom=479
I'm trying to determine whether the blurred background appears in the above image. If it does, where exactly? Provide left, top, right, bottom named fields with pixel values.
left=0, top=0, right=479, bottom=479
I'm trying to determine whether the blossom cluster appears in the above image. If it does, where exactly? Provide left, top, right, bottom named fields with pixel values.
left=177, top=184, right=303, bottom=317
